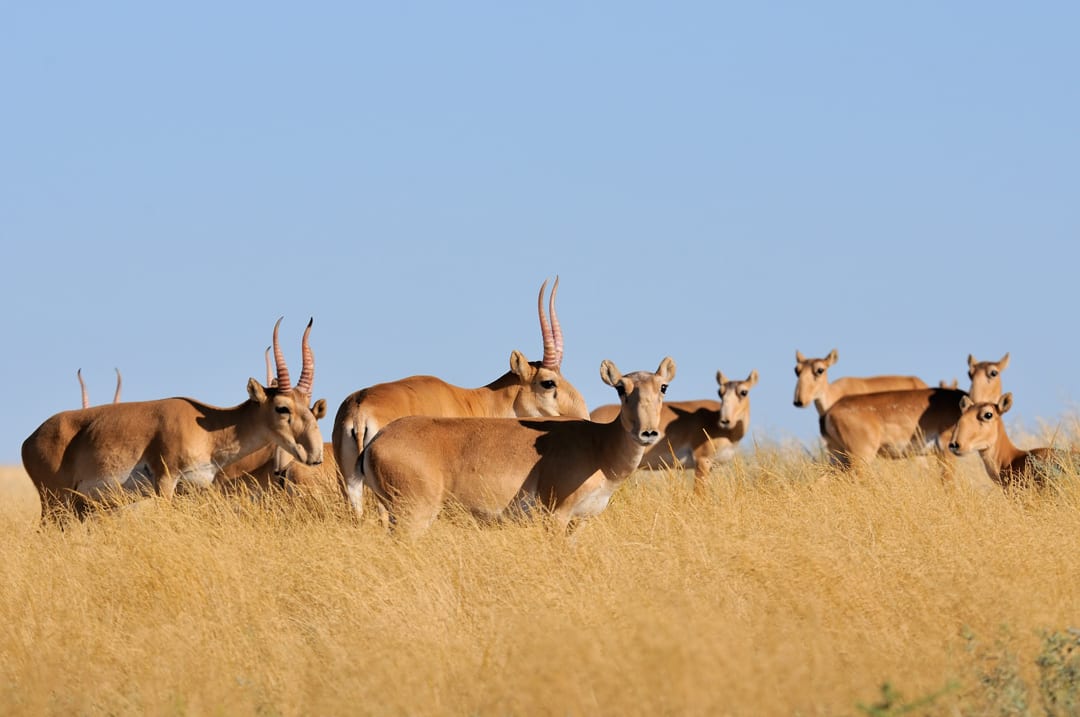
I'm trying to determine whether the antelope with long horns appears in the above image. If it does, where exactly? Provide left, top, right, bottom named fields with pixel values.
left=216, top=347, right=338, bottom=496
left=23, top=318, right=325, bottom=520
left=333, top=278, right=590, bottom=521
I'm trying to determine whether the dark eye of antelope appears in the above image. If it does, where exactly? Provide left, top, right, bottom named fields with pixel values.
left=275, top=405, right=291, bottom=415
left=794, top=366, right=800, bottom=376
left=815, top=367, right=825, bottom=376
left=740, top=389, right=748, bottom=397
left=660, top=384, right=668, bottom=394
left=989, top=370, right=999, bottom=378
left=540, top=380, right=556, bottom=390
left=982, top=411, right=994, bottom=421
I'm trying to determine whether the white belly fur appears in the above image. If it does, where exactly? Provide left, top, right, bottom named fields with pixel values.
left=570, top=482, right=617, bottom=519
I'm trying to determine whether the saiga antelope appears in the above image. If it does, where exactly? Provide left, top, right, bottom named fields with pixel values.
left=22, top=318, right=325, bottom=519
left=793, top=349, right=927, bottom=414
left=361, top=357, right=676, bottom=537
left=590, top=369, right=757, bottom=492
left=217, top=348, right=338, bottom=496
left=77, top=368, right=122, bottom=408
left=820, top=353, right=1010, bottom=468
left=793, top=348, right=927, bottom=457
left=333, top=278, right=590, bottom=520
left=948, top=393, right=1063, bottom=489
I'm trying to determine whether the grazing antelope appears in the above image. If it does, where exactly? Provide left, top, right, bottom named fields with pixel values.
left=22, top=318, right=325, bottom=519
left=820, top=353, right=1009, bottom=468
left=334, top=278, right=590, bottom=520
left=590, top=369, right=757, bottom=491
left=361, top=357, right=676, bottom=537
left=793, top=349, right=927, bottom=414
left=948, top=393, right=1062, bottom=488
left=77, top=368, right=122, bottom=408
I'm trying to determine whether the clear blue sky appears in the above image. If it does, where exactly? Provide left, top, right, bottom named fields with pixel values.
left=2, top=3, right=1077, bottom=464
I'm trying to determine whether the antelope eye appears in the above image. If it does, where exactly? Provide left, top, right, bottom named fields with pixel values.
left=740, top=389, right=748, bottom=397
left=983, top=411, right=994, bottom=421
left=540, top=380, right=556, bottom=390
left=989, top=370, right=999, bottom=378
left=815, top=367, right=825, bottom=376
left=660, top=384, right=668, bottom=394
left=794, top=367, right=800, bottom=376
left=275, top=406, right=291, bottom=415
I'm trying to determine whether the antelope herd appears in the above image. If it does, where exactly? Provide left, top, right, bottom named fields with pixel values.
left=17, top=280, right=1073, bottom=533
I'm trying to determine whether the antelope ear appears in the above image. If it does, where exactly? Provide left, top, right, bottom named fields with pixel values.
left=998, top=393, right=1013, bottom=415
left=247, top=378, right=267, bottom=403
left=716, top=370, right=727, bottom=387
left=746, top=369, right=759, bottom=388
left=795, top=350, right=806, bottom=363
left=599, top=360, right=623, bottom=387
left=968, top=354, right=977, bottom=372
left=656, top=356, right=677, bottom=383
left=998, top=353, right=1010, bottom=371
left=509, top=350, right=535, bottom=380
left=959, top=394, right=974, bottom=412
left=311, top=398, right=328, bottom=420
left=826, top=349, right=838, bottom=366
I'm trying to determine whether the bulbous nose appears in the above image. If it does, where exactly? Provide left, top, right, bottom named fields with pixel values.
left=719, top=418, right=731, bottom=427
left=793, top=399, right=803, bottom=407
left=640, top=430, right=659, bottom=440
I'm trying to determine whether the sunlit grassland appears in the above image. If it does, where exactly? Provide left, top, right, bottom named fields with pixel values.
left=1, top=444, right=1079, bottom=716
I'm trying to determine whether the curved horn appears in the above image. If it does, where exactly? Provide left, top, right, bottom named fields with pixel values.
left=273, top=317, right=292, bottom=392
left=264, top=346, right=274, bottom=387
left=549, top=275, right=564, bottom=366
left=78, top=369, right=89, bottom=409
left=296, top=318, right=315, bottom=394
left=538, top=279, right=558, bottom=368
left=113, top=368, right=122, bottom=404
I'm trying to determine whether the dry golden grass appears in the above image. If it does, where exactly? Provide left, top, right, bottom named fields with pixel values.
left=2, top=449, right=1079, bottom=716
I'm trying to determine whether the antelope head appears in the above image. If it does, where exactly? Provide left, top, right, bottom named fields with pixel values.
left=601, top=357, right=676, bottom=446
left=948, top=393, right=1013, bottom=456
left=250, top=317, right=325, bottom=466
left=793, top=349, right=837, bottom=408
left=967, top=353, right=1009, bottom=404
left=718, top=369, right=758, bottom=429
left=509, top=277, right=589, bottom=418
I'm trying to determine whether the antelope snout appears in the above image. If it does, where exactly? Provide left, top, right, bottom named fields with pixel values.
left=638, top=429, right=660, bottom=445
left=793, top=399, right=803, bottom=408
left=719, top=418, right=731, bottom=428
left=304, top=442, right=325, bottom=466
